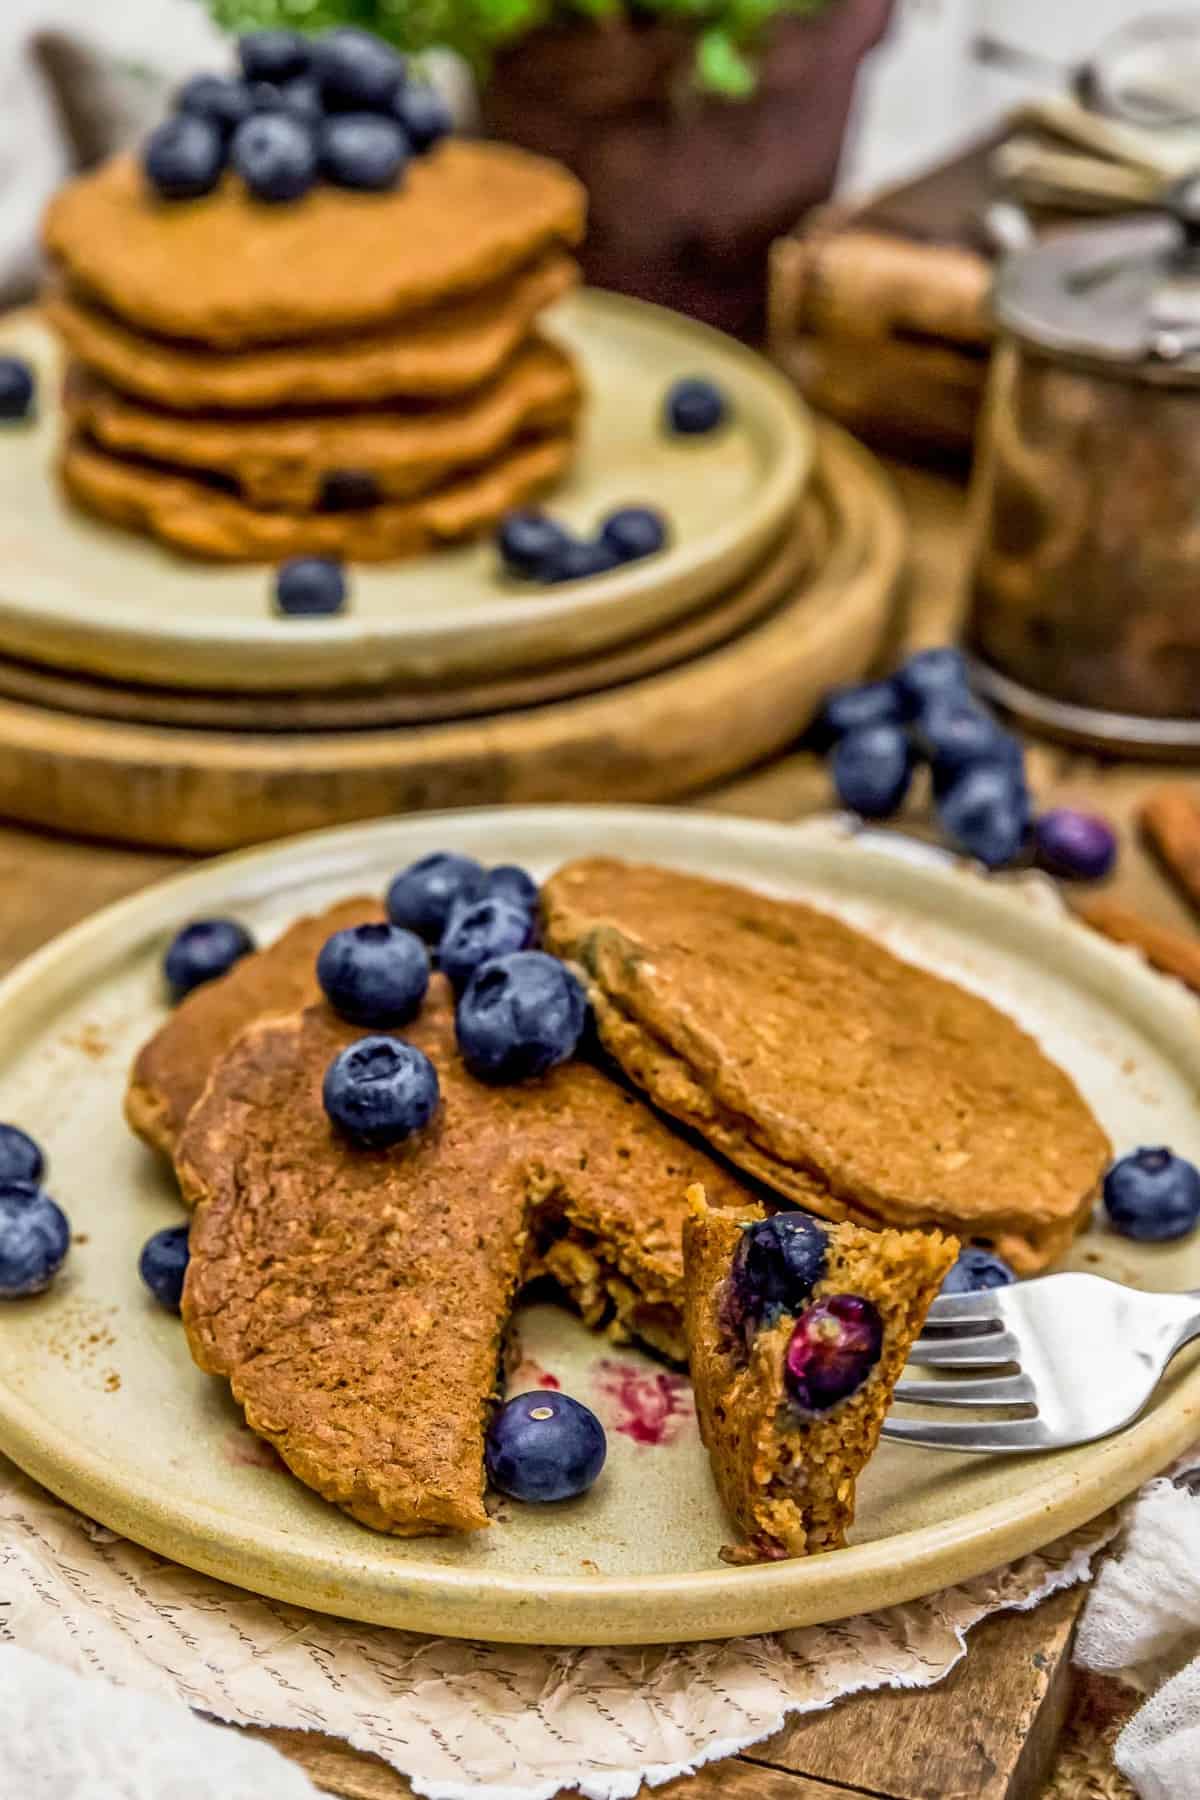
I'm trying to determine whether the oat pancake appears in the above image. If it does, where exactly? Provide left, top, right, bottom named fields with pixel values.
left=65, top=339, right=582, bottom=512
left=44, top=142, right=586, bottom=348
left=44, top=253, right=579, bottom=410
left=683, top=1192, right=955, bottom=1561
left=175, top=980, right=753, bottom=1534
left=541, top=859, right=1111, bottom=1273
left=61, top=428, right=574, bottom=561
left=126, top=895, right=382, bottom=1158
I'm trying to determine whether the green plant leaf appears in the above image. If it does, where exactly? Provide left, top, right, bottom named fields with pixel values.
left=695, top=27, right=755, bottom=96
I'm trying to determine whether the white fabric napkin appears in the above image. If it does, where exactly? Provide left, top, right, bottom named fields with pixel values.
left=1075, top=1456, right=1200, bottom=1799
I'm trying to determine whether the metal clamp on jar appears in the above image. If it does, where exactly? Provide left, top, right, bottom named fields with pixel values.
left=967, top=176, right=1200, bottom=755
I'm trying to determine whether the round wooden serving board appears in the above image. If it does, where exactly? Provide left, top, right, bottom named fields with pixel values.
left=0, top=423, right=903, bottom=851
left=0, top=294, right=812, bottom=692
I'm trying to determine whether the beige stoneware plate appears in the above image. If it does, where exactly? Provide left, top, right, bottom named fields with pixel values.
left=0, top=296, right=812, bottom=692
left=0, top=807, right=1197, bottom=1646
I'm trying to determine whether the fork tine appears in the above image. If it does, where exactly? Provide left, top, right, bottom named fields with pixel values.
left=905, top=1328, right=1022, bottom=1368
left=924, top=1290, right=1006, bottom=1326
left=881, top=1416, right=1051, bottom=1452
left=893, top=1371, right=1036, bottom=1407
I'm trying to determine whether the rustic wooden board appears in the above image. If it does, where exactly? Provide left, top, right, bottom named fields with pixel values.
left=0, top=423, right=903, bottom=850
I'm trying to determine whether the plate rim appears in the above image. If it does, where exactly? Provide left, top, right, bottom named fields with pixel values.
left=0, top=804, right=1196, bottom=1645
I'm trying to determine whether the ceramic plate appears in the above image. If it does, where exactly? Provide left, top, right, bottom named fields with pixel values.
left=0, top=808, right=1196, bottom=1646
left=0, top=297, right=812, bottom=692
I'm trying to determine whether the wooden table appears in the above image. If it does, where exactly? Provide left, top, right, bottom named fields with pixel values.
left=0, top=459, right=1154, bottom=1800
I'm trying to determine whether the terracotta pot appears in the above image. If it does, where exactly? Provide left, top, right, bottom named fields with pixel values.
left=479, top=0, right=895, bottom=338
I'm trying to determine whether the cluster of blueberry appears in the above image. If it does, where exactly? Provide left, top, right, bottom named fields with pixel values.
left=818, top=648, right=1119, bottom=878
left=0, top=357, right=35, bottom=425
left=144, top=28, right=450, bottom=206
left=499, top=505, right=667, bottom=586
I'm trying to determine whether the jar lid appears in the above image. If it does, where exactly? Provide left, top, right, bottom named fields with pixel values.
left=993, top=175, right=1200, bottom=378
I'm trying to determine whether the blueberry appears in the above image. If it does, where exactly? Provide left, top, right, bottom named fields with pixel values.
left=456, top=951, right=586, bottom=1083
left=314, top=28, right=407, bottom=113
left=937, top=761, right=1030, bottom=869
left=831, top=724, right=914, bottom=819
left=319, top=113, right=408, bottom=191
left=175, top=74, right=254, bottom=137
left=230, top=112, right=318, bottom=203
left=143, top=114, right=226, bottom=201
left=813, top=679, right=903, bottom=748
left=484, top=864, right=539, bottom=915
left=895, top=647, right=970, bottom=719
left=485, top=1391, right=606, bottom=1502
left=316, top=922, right=429, bottom=1025
left=0, top=1184, right=69, bottom=1298
left=725, top=1212, right=828, bottom=1341
left=250, top=77, right=324, bottom=125
left=1104, top=1147, right=1200, bottom=1242
left=439, top=897, right=535, bottom=993
left=275, top=556, right=346, bottom=616
left=386, top=851, right=486, bottom=941
left=600, top=506, right=668, bottom=564
left=546, top=539, right=621, bottom=583
left=164, top=918, right=255, bottom=1002
left=139, top=1224, right=190, bottom=1313
left=941, top=1247, right=1016, bottom=1294
left=1034, top=809, right=1118, bottom=882
left=919, top=697, right=1012, bottom=776
left=497, top=510, right=572, bottom=581
left=322, top=1036, right=440, bottom=1147
left=320, top=468, right=379, bottom=510
left=238, top=29, right=312, bottom=85
left=0, top=1124, right=44, bottom=1187
left=0, top=357, right=34, bottom=423
left=784, top=1295, right=883, bottom=1412
left=394, top=83, right=452, bottom=152
left=665, top=377, right=727, bottom=436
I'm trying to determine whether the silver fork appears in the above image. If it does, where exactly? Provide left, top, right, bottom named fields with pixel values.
left=881, top=1273, right=1200, bottom=1453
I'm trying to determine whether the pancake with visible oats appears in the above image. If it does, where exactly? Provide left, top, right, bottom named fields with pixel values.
left=44, top=252, right=578, bottom=410
left=65, top=339, right=582, bottom=512
left=683, top=1190, right=955, bottom=1561
left=61, top=428, right=573, bottom=562
left=175, top=980, right=753, bottom=1534
left=44, top=142, right=586, bottom=348
left=541, top=859, right=1110, bottom=1273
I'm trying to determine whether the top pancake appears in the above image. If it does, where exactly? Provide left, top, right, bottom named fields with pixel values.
left=44, top=141, right=587, bottom=349
left=542, top=858, right=1111, bottom=1273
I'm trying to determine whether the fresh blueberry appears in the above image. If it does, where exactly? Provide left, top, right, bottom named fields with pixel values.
left=813, top=679, right=903, bottom=748
left=894, top=647, right=970, bottom=719
left=386, top=851, right=486, bottom=941
left=0, top=1124, right=44, bottom=1187
left=275, top=556, right=346, bottom=616
left=316, top=922, right=429, bottom=1025
left=547, top=539, right=621, bottom=583
left=314, top=27, right=407, bottom=113
left=600, top=506, right=668, bottom=564
left=319, top=113, right=408, bottom=190
left=937, top=761, right=1030, bottom=868
left=0, top=357, right=34, bottom=423
left=456, top=951, right=586, bottom=1083
left=272, top=76, right=325, bottom=124
left=485, top=1391, right=606, bottom=1502
left=143, top=114, right=226, bottom=201
left=230, top=112, right=318, bottom=203
left=164, top=918, right=255, bottom=1002
left=1034, top=809, right=1118, bottom=882
left=725, top=1212, right=828, bottom=1341
left=238, top=29, right=312, bottom=85
left=784, top=1295, right=883, bottom=1412
left=322, top=1036, right=440, bottom=1147
left=832, top=724, right=914, bottom=820
left=139, top=1223, right=190, bottom=1313
left=1104, top=1147, right=1200, bottom=1242
left=320, top=468, right=379, bottom=510
left=484, top=864, right=539, bottom=915
left=941, top=1247, right=1016, bottom=1294
left=665, top=377, right=727, bottom=436
left=0, top=1184, right=70, bottom=1298
left=919, top=697, right=1013, bottom=776
left=394, top=82, right=452, bottom=152
left=497, top=510, right=573, bottom=581
left=175, top=74, right=254, bottom=137
left=439, top=897, right=535, bottom=993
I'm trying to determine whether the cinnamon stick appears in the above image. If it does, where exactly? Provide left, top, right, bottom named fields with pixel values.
left=1140, top=787, right=1200, bottom=916
left=1075, top=895, right=1200, bottom=996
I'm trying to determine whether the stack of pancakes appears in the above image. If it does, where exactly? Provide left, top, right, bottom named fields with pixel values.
left=42, top=141, right=587, bottom=562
